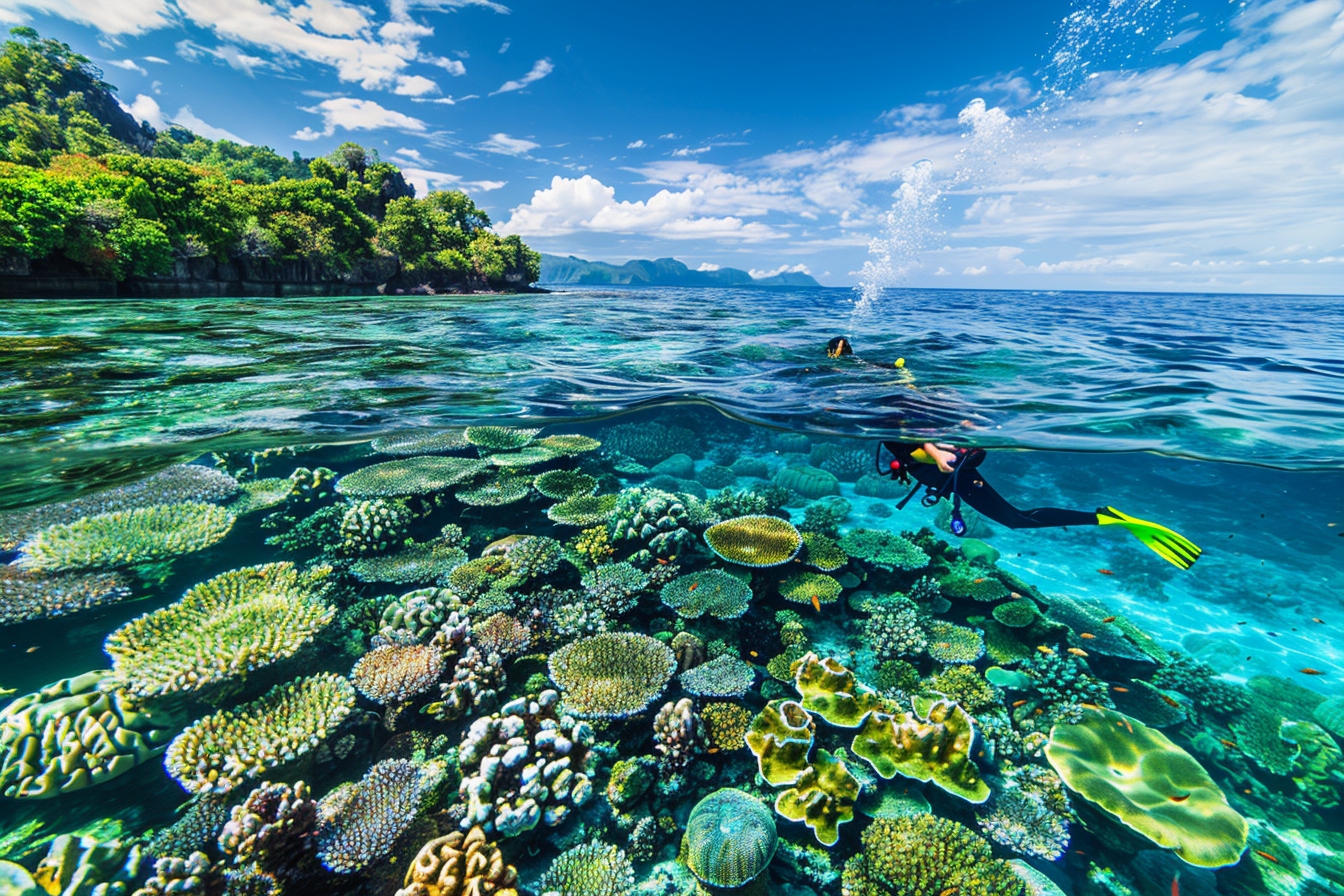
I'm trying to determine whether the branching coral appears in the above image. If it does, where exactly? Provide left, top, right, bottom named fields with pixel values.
left=547, top=494, right=618, bottom=527
left=395, top=826, right=518, bottom=896
left=351, top=640, right=446, bottom=706
left=105, top=562, right=336, bottom=699
left=579, top=561, right=649, bottom=617
left=316, top=758, right=437, bottom=873
left=929, top=664, right=998, bottom=714
left=841, top=815, right=1026, bottom=896
left=472, top=613, right=533, bottom=658
left=652, top=698, right=702, bottom=776
left=1023, top=651, right=1112, bottom=726
left=703, top=515, right=802, bottom=567
left=16, top=502, right=236, bottom=573
left=0, top=565, right=131, bottom=625
left=801, top=532, right=848, bottom=572
left=864, top=605, right=928, bottom=660
left=458, top=690, right=597, bottom=837
left=977, top=771, right=1072, bottom=860
left=838, top=529, right=928, bottom=571
left=537, top=842, right=634, bottom=896
left=659, top=569, right=752, bottom=619
left=218, top=780, right=318, bottom=879
left=371, top=428, right=470, bottom=455
left=337, top=457, right=488, bottom=498
left=165, top=673, right=356, bottom=795
left=679, top=653, right=756, bottom=698
left=684, top=789, right=777, bottom=888
left=925, top=620, right=986, bottom=664
left=0, top=670, right=174, bottom=799
left=548, top=633, right=676, bottom=719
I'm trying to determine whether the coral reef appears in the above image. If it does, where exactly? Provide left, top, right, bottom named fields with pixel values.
left=800, top=531, right=848, bottom=572
left=16, top=502, right=236, bottom=573
left=533, top=469, right=599, bottom=500
left=351, top=640, right=446, bottom=706
left=841, top=815, right=1026, bottom=896
left=547, top=494, right=619, bottom=527
left=350, top=541, right=469, bottom=585
left=395, top=826, right=518, bottom=896
left=991, top=599, right=1039, bottom=628
left=372, top=428, right=471, bottom=455
left=456, top=475, right=534, bottom=507
left=609, top=488, right=695, bottom=559
left=0, top=670, right=174, bottom=799
left=598, top=422, right=699, bottom=465
left=337, top=457, right=488, bottom=498
left=457, top=691, right=597, bottom=837
left=316, top=758, right=437, bottom=873
left=700, top=701, right=752, bottom=752
left=779, top=571, right=843, bottom=606
left=684, top=789, right=777, bottom=888
left=659, top=569, right=752, bottom=619
left=339, top=497, right=416, bottom=554
left=774, top=747, right=860, bottom=846
left=537, top=841, right=635, bottom=896
left=652, top=698, right=702, bottom=775
left=465, top=426, right=542, bottom=451
left=863, top=605, right=928, bottom=660
left=850, top=697, right=990, bottom=803
left=105, top=562, right=336, bottom=699
left=165, top=673, right=356, bottom=795
left=703, top=515, right=802, bottom=567
left=579, top=562, right=649, bottom=617
left=925, top=620, right=986, bottom=663
left=680, top=653, right=756, bottom=699
left=31, top=834, right=146, bottom=896
left=0, top=565, right=132, bottom=625
left=218, top=780, right=319, bottom=879
left=838, top=529, right=927, bottom=571
left=548, top=633, right=676, bottom=719
left=792, top=653, right=882, bottom=727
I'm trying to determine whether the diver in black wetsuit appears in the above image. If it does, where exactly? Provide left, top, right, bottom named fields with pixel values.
left=827, top=337, right=1203, bottom=569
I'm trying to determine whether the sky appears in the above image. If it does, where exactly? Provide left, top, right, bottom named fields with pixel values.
left=3, top=0, right=1341, bottom=293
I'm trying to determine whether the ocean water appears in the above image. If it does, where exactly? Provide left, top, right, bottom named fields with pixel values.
left=0, top=286, right=1341, bottom=896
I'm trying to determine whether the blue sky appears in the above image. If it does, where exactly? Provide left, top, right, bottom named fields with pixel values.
left=4, top=0, right=1342, bottom=293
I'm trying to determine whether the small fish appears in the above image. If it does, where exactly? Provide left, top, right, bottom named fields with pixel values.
left=706, top=747, right=720, bottom=754
left=1172, top=872, right=1180, bottom=896
left=1123, top=718, right=1134, bottom=734
left=1098, top=568, right=1114, bottom=576
left=1267, top=631, right=1279, bottom=637
left=656, top=557, right=671, bottom=565
left=1080, top=632, right=1097, bottom=639
left=1102, top=615, right=1117, bottom=623
left=1067, top=647, right=1089, bottom=657
left=1219, top=738, right=1238, bottom=749
left=936, top=641, right=952, bottom=649
left=811, top=594, right=822, bottom=612
left=1313, top=617, right=1325, bottom=624
left=973, top=578, right=986, bottom=584
left=1034, top=708, right=1044, bottom=716
left=1036, top=645, right=1054, bottom=655
left=687, top=582, right=698, bottom=592
left=1300, top=668, right=1324, bottom=675
left=1112, top=686, right=1130, bottom=693
left=1158, top=693, right=1182, bottom=709
left=1010, top=592, right=1023, bottom=599
left=1244, top=788, right=1252, bottom=794
left=1254, top=850, right=1280, bottom=864
left=749, top=650, right=759, bottom=658
left=25, top=646, right=38, bottom=654
left=1011, top=699, right=1029, bottom=708
left=1080, top=703, right=1106, bottom=713
left=1169, top=793, right=1190, bottom=803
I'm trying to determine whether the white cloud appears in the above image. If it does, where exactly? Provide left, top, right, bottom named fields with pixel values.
left=426, top=55, right=467, bottom=76
left=294, top=97, right=427, bottom=139
left=671, top=146, right=711, bottom=157
left=477, top=133, right=539, bottom=156
left=119, top=94, right=248, bottom=143
left=288, top=0, right=370, bottom=36
left=144, top=56, right=169, bottom=64
left=176, top=40, right=272, bottom=76
left=750, top=263, right=811, bottom=278
left=496, top=174, right=784, bottom=241
left=696, top=262, right=720, bottom=271
left=491, top=58, right=552, bottom=95
left=0, top=0, right=170, bottom=34
left=172, top=105, right=248, bottom=143
left=120, top=94, right=166, bottom=129
left=108, top=58, right=147, bottom=75
left=498, top=38, right=510, bottom=53
left=393, top=147, right=426, bottom=163
left=626, top=139, right=646, bottom=149
left=394, top=74, right=439, bottom=95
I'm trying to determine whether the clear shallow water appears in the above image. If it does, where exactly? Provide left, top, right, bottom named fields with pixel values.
left=0, top=288, right=1342, bottom=896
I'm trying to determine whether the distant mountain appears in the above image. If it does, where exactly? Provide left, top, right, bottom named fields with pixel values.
left=539, top=254, right=820, bottom=287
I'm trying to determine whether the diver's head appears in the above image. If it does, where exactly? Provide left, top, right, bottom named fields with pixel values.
left=826, top=337, right=853, bottom=358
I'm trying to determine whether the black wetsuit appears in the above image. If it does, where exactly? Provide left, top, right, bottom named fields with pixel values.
left=881, top=442, right=1097, bottom=530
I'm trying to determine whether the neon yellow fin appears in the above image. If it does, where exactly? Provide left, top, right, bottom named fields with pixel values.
left=1096, top=506, right=1202, bottom=570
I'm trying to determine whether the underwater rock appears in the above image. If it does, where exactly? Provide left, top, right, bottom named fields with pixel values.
left=773, top=465, right=840, bottom=499
left=683, top=789, right=777, bottom=888
left=850, top=697, right=990, bottom=804
left=650, top=453, right=694, bottom=478
left=548, top=633, right=676, bottom=719
left=1044, top=706, right=1248, bottom=868
left=0, top=670, right=175, bottom=799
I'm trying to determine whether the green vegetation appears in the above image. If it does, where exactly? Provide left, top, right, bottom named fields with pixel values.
left=0, top=27, right=538, bottom=290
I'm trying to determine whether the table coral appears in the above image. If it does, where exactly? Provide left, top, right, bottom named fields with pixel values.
left=337, top=457, right=488, bottom=498
left=703, top=515, right=802, bottom=567
left=659, top=569, right=752, bottom=619
left=16, top=502, right=236, bottom=573
left=679, top=654, right=756, bottom=699
left=838, top=529, right=928, bottom=571
left=548, top=633, right=676, bottom=719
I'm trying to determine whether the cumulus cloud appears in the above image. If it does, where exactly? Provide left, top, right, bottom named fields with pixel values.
left=491, top=57, right=552, bottom=94
left=626, top=139, right=646, bottom=149
left=173, top=105, right=249, bottom=142
left=394, top=74, right=439, bottom=95
left=0, top=0, right=171, bottom=34
left=496, top=174, right=784, bottom=241
left=750, top=263, right=811, bottom=278
left=108, top=58, right=147, bottom=75
left=477, top=133, right=539, bottom=156
left=293, top=97, right=427, bottom=140
left=119, top=94, right=248, bottom=142
left=696, top=262, right=720, bottom=271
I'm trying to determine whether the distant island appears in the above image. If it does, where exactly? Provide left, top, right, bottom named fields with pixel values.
left=540, top=254, right=821, bottom=287
left=0, top=27, right=539, bottom=299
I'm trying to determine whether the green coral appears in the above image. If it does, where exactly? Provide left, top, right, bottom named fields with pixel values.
left=349, top=541, right=468, bottom=585
left=659, top=569, right=752, bottom=619
left=379, top=588, right=463, bottom=641
left=16, top=502, right=236, bottom=573
left=548, top=633, right=677, bottom=720
left=370, top=428, right=470, bottom=455
left=1044, top=706, right=1248, bottom=867
left=547, top=494, right=618, bottom=526
left=165, top=673, right=356, bottom=795
left=105, top=562, right=336, bottom=699
left=0, top=566, right=131, bottom=626
left=336, top=456, right=488, bottom=498
left=926, top=620, right=986, bottom=663
left=0, top=670, right=175, bottom=799
left=32, top=834, right=146, bottom=896
left=841, top=815, right=1026, bottom=896
left=875, top=660, right=920, bottom=694
left=838, top=529, right=928, bottom=571
left=792, top=653, right=883, bottom=727
left=747, top=700, right=816, bottom=785
left=455, top=475, right=533, bottom=506
left=537, top=841, right=634, bottom=896
left=991, top=599, right=1039, bottom=628
left=703, top=515, right=802, bottom=567
left=850, top=697, right=990, bottom=803
left=533, top=469, right=598, bottom=499
left=929, top=664, right=998, bottom=713
left=1281, top=719, right=1344, bottom=808
left=801, top=531, right=848, bottom=572
left=339, top=498, right=415, bottom=555
left=779, top=571, right=843, bottom=606
left=940, top=567, right=1010, bottom=602
left=683, top=789, right=777, bottom=888
left=679, top=654, right=755, bottom=698
left=534, top=433, right=602, bottom=456
left=608, top=487, right=695, bottom=559
left=464, top=425, right=541, bottom=451
left=774, top=748, right=860, bottom=847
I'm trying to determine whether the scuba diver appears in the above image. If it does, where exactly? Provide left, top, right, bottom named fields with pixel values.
left=827, top=337, right=1202, bottom=570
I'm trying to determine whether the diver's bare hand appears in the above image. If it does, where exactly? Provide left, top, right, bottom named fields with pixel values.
left=922, top=442, right=958, bottom=473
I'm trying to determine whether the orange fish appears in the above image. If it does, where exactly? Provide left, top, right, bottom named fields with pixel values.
left=1067, top=647, right=1089, bottom=657
left=1158, top=693, right=1181, bottom=709
left=25, top=646, right=38, bottom=653
left=1011, top=699, right=1028, bottom=708
left=973, top=578, right=986, bottom=584
left=1112, top=686, right=1130, bottom=693
left=1172, top=873, right=1180, bottom=896
left=936, top=642, right=952, bottom=649
left=749, top=650, right=759, bottom=658
left=1300, top=668, right=1324, bottom=675
left=1080, top=632, right=1097, bottom=639
left=1102, top=615, right=1117, bottom=623
left=1312, top=617, right=1325, bottom=624
left=1037, top=645, right=1054, bottom=655
left=811, top=594, right=821, bottom=612
left=1098, top=568, right=1115, bottom=576
left=656, top=557, right=671, bottom=565
left=1254, top=850, right=1280, bottom=864
left=1219, top=738, right=1238, bottom=749
left=706, top=747, right=720, bottom=754
left=687, top=582, right=698, bottom=592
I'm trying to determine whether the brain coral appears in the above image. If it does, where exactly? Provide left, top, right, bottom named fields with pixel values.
left=0, top=566, right=131, bottom=626
left=0, top=464, right=239, bottom=552
left=317, top=758, right=437, bottom=874
left=537, top=842, right=634, bottom=896
left=1044, top=706, right=1248, bottom=867
left=838, top=529, right=928, bottom=571
left=703, top=515, right=802, bottom=567
left=548, top=633, right=676, bottom=719
left=105, top=562, right=336, bottom=699
left=841, top=815, right=1025, bottom=896
left=0, top=670, right=174, bottom=799
left=684, top=789, right=777, bottom=888
left=165, top=673, right=356, bottom=795
left=396, top=826, right=518, bottom=896
left=16, top=502, right=236, bottom=573
left=337, top=457, right=488, bottom=498
left=659, top=569, right=752, bottom=619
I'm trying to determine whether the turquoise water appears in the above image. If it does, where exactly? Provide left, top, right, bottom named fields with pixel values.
left=0, top=287, right=1342, bottom=896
